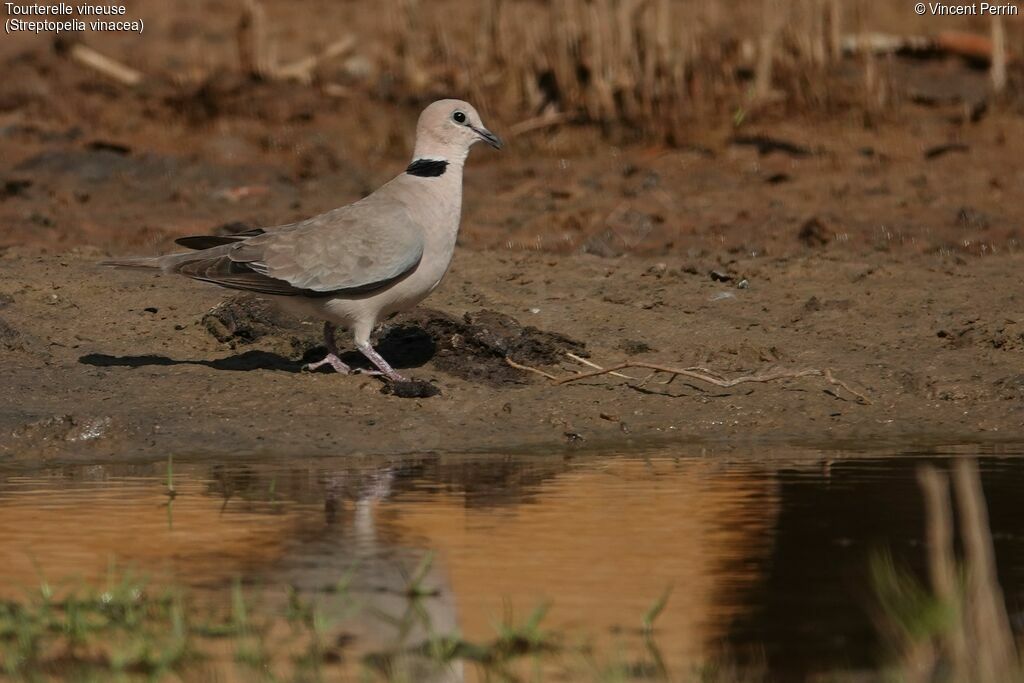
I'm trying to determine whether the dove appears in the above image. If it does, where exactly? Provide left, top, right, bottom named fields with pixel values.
left=103, top=99, right=501, bottom=382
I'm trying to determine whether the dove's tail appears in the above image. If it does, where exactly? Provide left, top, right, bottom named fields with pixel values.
left=100, top=256, right=164, bottom=270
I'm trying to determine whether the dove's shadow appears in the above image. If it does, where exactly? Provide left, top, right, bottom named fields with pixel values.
left=77, top=325, right=438, bottom=373
left=79, top=350, right=306, bottom=372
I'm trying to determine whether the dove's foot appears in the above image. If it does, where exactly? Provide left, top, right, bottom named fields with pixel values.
left=356, top=341, right=407, bottom=383
left=303, top=353, right=352, bottom=374
left=303, top=322, right=353, bottom=374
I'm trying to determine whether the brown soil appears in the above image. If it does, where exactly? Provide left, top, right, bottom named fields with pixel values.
left=2, top=9, right=1024, bottom=464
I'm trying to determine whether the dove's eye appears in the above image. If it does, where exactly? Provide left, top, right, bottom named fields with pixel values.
left=452, top=111, right=467, bottom=124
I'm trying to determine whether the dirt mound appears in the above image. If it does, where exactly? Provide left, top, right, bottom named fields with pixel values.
left=379, top=309, right=586, bottom=386
left=200, top=297, right=586, bottom=387
left=938, top=320, right=1024, bottom=352
left=202, top=295, right=321, bottom=357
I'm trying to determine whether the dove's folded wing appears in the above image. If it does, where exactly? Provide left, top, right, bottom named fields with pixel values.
left=170, top=204, right=424, bottom=297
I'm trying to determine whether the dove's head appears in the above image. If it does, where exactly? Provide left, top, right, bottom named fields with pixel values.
left=411, top=99, right=501, bottom=164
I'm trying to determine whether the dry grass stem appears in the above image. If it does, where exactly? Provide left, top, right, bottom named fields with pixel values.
left=66, top=43, right=144, bottom=86
left=905, top=461, right=1022, bottom=681
left=952, top=459, right=1017, bottom=680
left=237, top=0, right=271, bottom=78
left=917, top=466, right=969, bottom=680
left=991, top=16, right=1007, bottom=93
left=507, top=111, right=576, bottom=137
left=273, top=35, right=357, bottom=84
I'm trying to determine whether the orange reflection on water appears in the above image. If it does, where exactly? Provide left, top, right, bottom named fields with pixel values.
left=386, top=458, right=778, bottom=663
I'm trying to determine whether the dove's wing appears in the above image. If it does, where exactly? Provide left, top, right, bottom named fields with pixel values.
left=168, top=200, right=424, bottom=297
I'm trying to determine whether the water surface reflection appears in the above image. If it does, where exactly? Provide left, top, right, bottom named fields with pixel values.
left=1, top=445, right=1022, bottom=678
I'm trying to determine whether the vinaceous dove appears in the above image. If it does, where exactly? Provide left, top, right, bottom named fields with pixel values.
left=103, top=99, right=502, bottom=382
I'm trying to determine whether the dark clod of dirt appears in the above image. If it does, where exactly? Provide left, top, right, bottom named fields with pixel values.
left=619, top=339, right=655, bottom=355
left=379, top=308, right=587, bottom=386
left=204, top=297, right=280, bottom=344
left=0, top=178, right=32, bottom=200
left=381, top=379, right=441, bottom=399
left=202, top=295, right=319, bottom=354
left=765, top=172, right=791, bottom=184
left=798, top=217, right=833, bottom=247
left=86, top=140, right=131, bottom=155
left=731, top=135, right=812, bottom=158
left=924, top=143, right=969, bottom=160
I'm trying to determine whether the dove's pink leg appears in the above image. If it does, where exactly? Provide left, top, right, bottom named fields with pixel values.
left=304, top=322, right=352, bottom=374
left=356, top=341, right=407, bottom=382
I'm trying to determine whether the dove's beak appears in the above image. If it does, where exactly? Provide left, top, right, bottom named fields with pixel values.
left=472, top=125, right=503, bottom=150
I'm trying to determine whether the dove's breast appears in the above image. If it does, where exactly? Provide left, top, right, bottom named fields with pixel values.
left=315, top=167, right=465, bottom=342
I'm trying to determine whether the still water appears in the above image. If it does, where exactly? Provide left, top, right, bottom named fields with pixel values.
left=2, top=444, right=1023, bottom=679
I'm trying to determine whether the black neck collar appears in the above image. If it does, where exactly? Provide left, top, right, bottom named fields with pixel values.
left=406, top=158, right=448, bottom=177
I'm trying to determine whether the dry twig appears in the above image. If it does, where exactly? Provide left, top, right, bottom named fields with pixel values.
left=506, top=352, right=870, bottom=404
left=565, top=352, right=636, bottom=380
left=505, top=357, right=559, bottom=381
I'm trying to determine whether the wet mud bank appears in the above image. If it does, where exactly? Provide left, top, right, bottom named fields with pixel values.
left=1, top=247, right=1022, bottom=466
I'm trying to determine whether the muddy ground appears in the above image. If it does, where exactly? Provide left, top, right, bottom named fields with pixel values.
left=1, top=244, right=1023, bottom=464
left=2, top=14, right=1024, bottom=464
